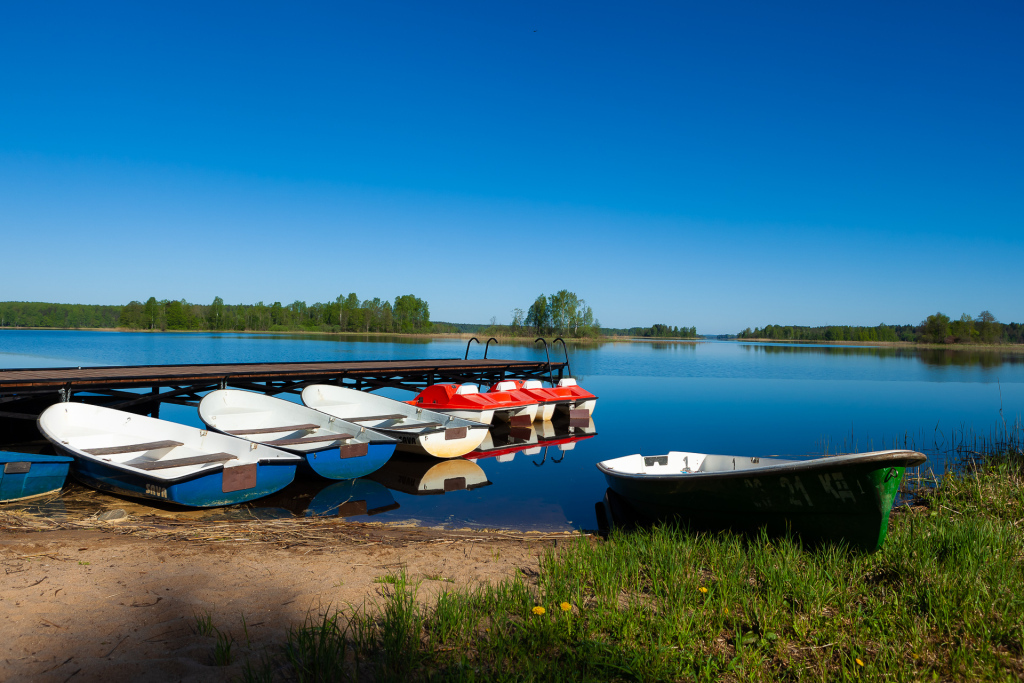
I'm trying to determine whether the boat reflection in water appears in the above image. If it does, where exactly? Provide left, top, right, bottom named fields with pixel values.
left=466, top=417, right=598, bottom=464
left=367, top=451, right=491, bottom=495
left=254, top=476, right=399, bottom=518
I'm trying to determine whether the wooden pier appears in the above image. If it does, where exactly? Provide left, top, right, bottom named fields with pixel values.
left=0, top=358, right=568, bottom=420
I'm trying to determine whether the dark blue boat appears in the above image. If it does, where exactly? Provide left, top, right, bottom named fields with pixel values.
left=0, top=452, right=73, bottom=502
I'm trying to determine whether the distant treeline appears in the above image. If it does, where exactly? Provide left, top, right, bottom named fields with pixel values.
left=738, top=311, right=1024, bottom=345
left=605, top=323, right=699, bottom=339
left=0, top=294, right=434, bottom=334
left=0, top=301, right=121, bottom=329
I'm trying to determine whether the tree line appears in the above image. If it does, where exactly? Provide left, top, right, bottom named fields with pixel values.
left=737, top=311, right=1024, bottom=345
left=612, top=323, right=699, bottom=339
left=0, top=294, right=434, bottom=334
left=0, top=302, right=122, bottom=329
left=119, top=294, right=433, bottom=333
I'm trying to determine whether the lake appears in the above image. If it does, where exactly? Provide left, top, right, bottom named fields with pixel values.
left=2, top=330, right=1022, bottom=531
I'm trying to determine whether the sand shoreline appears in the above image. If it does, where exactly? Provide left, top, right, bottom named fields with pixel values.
left=0, top=517, right=570, bottom=682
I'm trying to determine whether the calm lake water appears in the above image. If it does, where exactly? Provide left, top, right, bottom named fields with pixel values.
left=3, top=330, right=1023, bottom=531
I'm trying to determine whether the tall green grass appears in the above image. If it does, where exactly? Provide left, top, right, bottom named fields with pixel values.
left=243, top=454, right=1024, bottom=681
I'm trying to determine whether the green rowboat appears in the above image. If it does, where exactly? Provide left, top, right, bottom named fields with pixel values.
left=597, top=449, right=926, bottom=551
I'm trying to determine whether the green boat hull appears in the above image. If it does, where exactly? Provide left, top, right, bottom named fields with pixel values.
left=600, top=451, right=926, bottom=551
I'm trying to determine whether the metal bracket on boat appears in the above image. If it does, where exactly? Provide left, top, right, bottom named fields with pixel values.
left=464, top=337, right=480, bottom=360
left=483, top=337, right=498, bottom=359
left=58, top=383, right=72, bottom=403
left=552, top=338, right=572, bottom=379
left=220, top=377, right=228, bottom=390
left=534, top=338, right=556, bottom=386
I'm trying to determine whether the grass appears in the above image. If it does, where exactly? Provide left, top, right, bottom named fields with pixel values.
left=243, top=453, right=1024, bottom=681
left=192, top=610, right=216, bottom=637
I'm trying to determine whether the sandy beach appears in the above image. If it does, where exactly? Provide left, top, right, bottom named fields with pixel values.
left=0, top=513, right=573, bottom=682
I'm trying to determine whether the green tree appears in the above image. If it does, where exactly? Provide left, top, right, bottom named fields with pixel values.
left=510, top=308, right=525, bottom=336
left=922, top=312, right=951, bottom=343
left=165, top=300, right=188, bottom=329
left=143, top=297, right=159, bottom=329
left=976, top=310, right=999, bottom=344
left=525, top=295, right=549, bottom=335
left=208, top=296, right=225, bottom=330
left=119, top=301, right=145, bottom=328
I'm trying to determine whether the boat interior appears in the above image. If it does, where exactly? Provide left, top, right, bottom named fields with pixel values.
left=603, top=451, right=804, bottom=475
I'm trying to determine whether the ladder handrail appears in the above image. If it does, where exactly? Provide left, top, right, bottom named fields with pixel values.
left=464, top=337, right=480, bottom=360
left=551, top=337, right=572, bottom=378
left=483, top=337, right=499, bottom=359
left=534, top=338, right=555, bottom=386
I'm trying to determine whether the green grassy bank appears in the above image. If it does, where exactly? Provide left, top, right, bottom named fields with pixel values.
left=236, top=458, right=1024, bottom=682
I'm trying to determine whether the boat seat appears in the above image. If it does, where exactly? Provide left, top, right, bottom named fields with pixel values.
left=84, top=440, right=184, bottom=456
left=131, top=452, right=237, bottom=471
left=345, top=414, right=407, bottom=421
left=266, top=433, right=354, bottom=446
left=226, top=423, right=319, bottom=436
left=455, top=384, right=479, bottom=395
left=381, top=422, right=442, bottom=430
left=557, top=378, right=578, bottom=387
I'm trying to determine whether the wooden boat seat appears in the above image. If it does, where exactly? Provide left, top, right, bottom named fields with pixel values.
left=266, top=433, right=354, bottom=446
left=84, top=440, right=184, bottom=456
left=346, top=414, right=407, bottom=422
left=225, top=424, right=319, bottom=436
left=131, top=452, right=237, bottom=471
left=381, top=422, right=441, bottom=431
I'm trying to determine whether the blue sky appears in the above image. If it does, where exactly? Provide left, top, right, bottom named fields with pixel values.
left=1, top=1, right=1021, bottom=333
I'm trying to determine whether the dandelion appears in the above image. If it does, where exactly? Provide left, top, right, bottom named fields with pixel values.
left=560, top=602, right=572, bottom=612
left=532, top=606, right=545, bottom=616
left=699, top=587, right=708, bottom=594
left=724, top=607, right=729, bottom=615
left=855, top=658, right=864, bottom=667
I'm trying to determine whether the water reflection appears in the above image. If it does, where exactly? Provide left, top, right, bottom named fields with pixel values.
left=367, top=452, right=491, bottom=495
left=743, top=342, right=1024, bottom=368
left=256, top=477, right=399, bottom=518
left=466, top=419, right=598, bottom=464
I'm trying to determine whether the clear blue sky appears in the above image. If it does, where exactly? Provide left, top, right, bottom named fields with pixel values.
left=1, top=1, right=1021, bottom=333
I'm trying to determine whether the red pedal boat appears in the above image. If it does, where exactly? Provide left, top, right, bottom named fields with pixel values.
left=488, top=378, right=597, bottom=421
left=409, top=383, right=537, bottom=425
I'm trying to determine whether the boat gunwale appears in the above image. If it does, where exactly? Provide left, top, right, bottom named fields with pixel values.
left=198, top=390, right=400, bottom=452
left=597, top=449, right=926, bottom=482
left=36, top=410, right=302, bottom=486
left=302, top=384, right=491, bottom=431
left=0, top=452, right=74, bottom=463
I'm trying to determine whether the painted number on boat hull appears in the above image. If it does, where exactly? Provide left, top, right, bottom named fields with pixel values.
left=743, top=478, right=773, bottom=509
left=779, top=476, right=814, bottom=507
left=818, top=472, right=856, bottom=503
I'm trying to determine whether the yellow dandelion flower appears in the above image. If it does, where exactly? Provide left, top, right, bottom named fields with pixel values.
left=724, top=607, right=729, bottom=615
left=560, top=602, right=572, bottom=612
left=698, top=586, right=708, bottom=594
left=532, top=606, right=545, bottom=616
left=855, top=658, right=864, bottom=667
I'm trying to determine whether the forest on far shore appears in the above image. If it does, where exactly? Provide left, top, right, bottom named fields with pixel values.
left=0, top=289, right=700, bottom=340
left=738, top=311, right=1024, bottom=345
